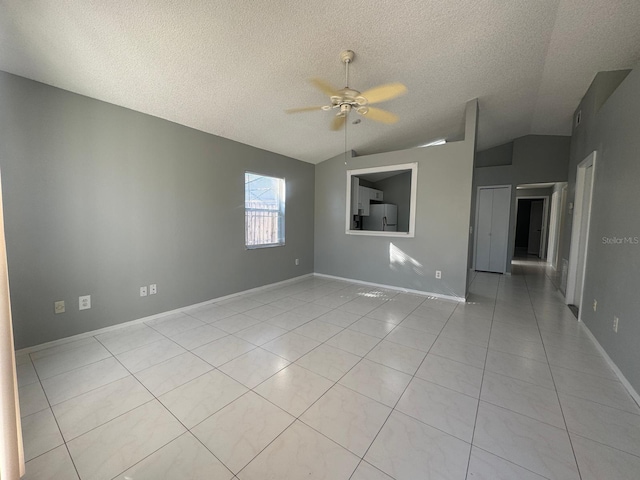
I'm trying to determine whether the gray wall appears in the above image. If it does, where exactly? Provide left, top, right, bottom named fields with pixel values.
left=471, top=135, right=570, bottom=272
left=560, top=66, right=640, bottom=392
left=372, top=172, right=411, bottom=232
left=314, top=101, right=477, bottom=299
left=475, top=141, right=513, bottom=168
left=0, top=71, right=315, bottom=349
left=559, top=70, right=630, bottom=263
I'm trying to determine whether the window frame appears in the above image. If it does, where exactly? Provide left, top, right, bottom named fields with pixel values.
left=244, top=171, right=286, bottom=249
left=345, top=162, right=418, bottom=238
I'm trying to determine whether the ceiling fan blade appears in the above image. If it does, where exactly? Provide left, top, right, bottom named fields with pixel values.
left=359, top=107, right=399, bottom=124
left=360, top=82, right=407, bottom=104
left=331, top=115, right=346, bottom=131
left=285, top=106, right=326, bottom=113
left=310, top=78, right=339, bottom=97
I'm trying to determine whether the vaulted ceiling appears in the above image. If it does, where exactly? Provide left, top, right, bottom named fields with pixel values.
left=1, top=1, right=639, bottom=163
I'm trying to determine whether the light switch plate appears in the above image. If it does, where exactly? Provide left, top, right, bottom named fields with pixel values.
left=54, top=301, right=65, bottom=314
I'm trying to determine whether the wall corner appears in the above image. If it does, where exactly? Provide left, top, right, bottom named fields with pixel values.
left=464, top=98, right=479, bottom=153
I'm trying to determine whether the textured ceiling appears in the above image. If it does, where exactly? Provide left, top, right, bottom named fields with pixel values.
left=1, top=1, right=639, bottom=164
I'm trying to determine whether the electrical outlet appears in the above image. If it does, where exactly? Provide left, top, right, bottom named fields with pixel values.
left=79, top=295, right=91, bottom=310
left=435, top=270, right=442, bottom=279
left=149, top=284, right=157, bottom=295
left=140, top=286, right=148, bottom=297
left=295, top=258, right=300, bottom=266
left=54, top=301, right=65, bottom=314
left=593, top=299, right=597, bottom=312
left=613, top=316, right=619, bottom=333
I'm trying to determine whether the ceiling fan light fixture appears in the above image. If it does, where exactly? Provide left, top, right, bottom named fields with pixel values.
left=339, top=104, right=352, bottom=115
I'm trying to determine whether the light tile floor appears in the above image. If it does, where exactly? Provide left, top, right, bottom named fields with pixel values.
left=15, top=260, right=640, bottom=479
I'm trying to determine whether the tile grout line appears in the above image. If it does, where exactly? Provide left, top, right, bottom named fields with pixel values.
left=345, top=297, right=461, bottom=479
left=96, top=335, right=238, bottom=480
left=523, top=261, right=584, bottom=480
left=470, top=444, right=554, bottom=480
left=149, top=284, right=401, bottom=476
left=233, top=297, right=413, bottom=479
left=230, top=292, right=426, bottom=479
left=568, top=431, right=640, bottom=460
left=26, top=350, right=83, bottom=480
left=19, top=278, right=340, bottom=477
left=463, top=273, right=499, bottom=480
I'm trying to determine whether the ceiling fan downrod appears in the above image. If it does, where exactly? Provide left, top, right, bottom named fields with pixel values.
left=341, top=50, right=355, bottom=88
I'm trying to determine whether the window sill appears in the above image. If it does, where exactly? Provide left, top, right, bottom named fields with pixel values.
left=246, top=243, right=286, bottom=250
left=345, top=230, right=414, bottom=238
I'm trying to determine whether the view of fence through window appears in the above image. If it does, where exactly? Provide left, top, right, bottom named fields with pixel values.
left=245, top=173, right=285, bottom=248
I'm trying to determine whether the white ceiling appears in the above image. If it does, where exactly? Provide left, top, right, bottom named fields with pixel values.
left=1, top=1, right=639, bottom=164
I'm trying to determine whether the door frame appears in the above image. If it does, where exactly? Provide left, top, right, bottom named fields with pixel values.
left=547, top=183, right=568, bottom=271
left=514, top=195, right=550, bottom=259
left=566, top=151, right=597, bottom=316
left=0, top=169, right=25, bottom=478
left=473, top=184, right=512, bottom=273
left=547, top=190, right=560, bottom=267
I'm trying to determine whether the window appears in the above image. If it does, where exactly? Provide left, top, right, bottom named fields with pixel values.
left=245, top=172, right=285, bottom=248
left=346, top=163, right=418, bottom=237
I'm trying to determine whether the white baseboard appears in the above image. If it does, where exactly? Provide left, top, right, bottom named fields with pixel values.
left=580, top=322, right=640, bottom=409
left=15, top=273, right=313, bottom=356
left=313, top=273, right=466, bottom=303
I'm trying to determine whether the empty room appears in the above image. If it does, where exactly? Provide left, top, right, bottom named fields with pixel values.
left=1, top=2, right=640, bottom=479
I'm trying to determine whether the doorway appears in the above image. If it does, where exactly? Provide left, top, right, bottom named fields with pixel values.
left=514, top=196, right=549, bottom=259
left=566, top=152, right=597, bottom=317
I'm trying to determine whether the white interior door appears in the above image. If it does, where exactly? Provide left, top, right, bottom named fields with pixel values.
left=475, top=188, right=494, bottom=271
left=489, top=187, right=511, bottom=272
left=475, top=186, right=511, bottom=273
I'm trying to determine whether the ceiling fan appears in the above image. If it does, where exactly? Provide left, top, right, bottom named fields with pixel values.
left=286, top=50, right=407, bottom=131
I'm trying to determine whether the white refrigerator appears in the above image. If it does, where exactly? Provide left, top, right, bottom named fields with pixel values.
left=363, top=204, right=398, bottom=231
